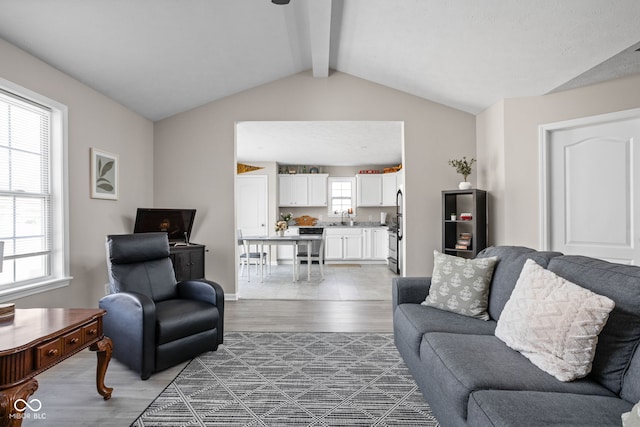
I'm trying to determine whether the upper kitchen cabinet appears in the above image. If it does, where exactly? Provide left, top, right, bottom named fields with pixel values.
left=279, top=174, right=328, bottom=207
left=357, top=172, right=400, bottom=207
left=382, top=173, right=399, bottom=206
left=307, top=174, right=328, bottom=206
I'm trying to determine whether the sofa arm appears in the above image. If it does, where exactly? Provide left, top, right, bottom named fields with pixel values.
left=392, top=277, right=432, bottom=310
left=177, top=279, right=225, bottom=345
left=98, top=291, right=156, bottom=380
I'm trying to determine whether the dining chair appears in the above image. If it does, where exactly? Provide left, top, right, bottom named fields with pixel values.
left=296, top=229, right=325, bottom=279
left=237, top=229, right=267, bottom=281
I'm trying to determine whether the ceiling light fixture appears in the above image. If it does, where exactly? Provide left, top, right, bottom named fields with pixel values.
left=272, top=0, right=290, bottom=4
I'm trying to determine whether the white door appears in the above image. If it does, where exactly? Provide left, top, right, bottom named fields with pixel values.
left=237, top=175, right=268, bottom=236
left=546, top=113, right=640, bottom=265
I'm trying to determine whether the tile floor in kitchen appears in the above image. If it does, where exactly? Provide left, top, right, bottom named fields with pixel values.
left=238, top=263, right=397, bottom=300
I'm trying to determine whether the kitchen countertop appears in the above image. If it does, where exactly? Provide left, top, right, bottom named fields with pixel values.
left=291, top=222, right=392, bottom=229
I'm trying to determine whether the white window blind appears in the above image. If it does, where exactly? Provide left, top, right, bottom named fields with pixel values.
left=328, top=177, right=355, bottom=216
left=0, top=90, right=53, bottom=286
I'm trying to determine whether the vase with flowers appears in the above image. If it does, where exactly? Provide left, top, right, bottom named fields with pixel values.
left=275, top=212, right=292, bottom=236
left=448, top=157, right=476, bottom=189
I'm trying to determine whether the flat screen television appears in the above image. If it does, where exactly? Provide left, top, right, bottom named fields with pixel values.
left=133, top=208, right=196, bottom=244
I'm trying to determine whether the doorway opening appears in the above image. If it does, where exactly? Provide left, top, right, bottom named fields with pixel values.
left=235, top=121, right=405, bottom=300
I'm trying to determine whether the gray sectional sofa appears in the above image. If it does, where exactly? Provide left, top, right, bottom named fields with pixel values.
left=392, top=246, right=640, bottom=427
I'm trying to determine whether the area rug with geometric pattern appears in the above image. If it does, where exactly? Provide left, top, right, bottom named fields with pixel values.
left=132, top=332, right=439, bottom=426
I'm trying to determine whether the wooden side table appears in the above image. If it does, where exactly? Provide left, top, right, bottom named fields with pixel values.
left=0, top=308, right=112, bottom=427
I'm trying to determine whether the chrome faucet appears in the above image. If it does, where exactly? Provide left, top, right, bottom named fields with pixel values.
left=341, top=210, right=348, bottom=225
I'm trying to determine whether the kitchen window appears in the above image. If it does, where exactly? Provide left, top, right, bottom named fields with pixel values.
left=328, top=177, right=356, bottom=217
left=0, top=79, right=70, bottom=301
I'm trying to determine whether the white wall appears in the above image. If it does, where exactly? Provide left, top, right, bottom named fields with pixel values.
left=0, top=39, right=154, bottom=307
left=154, top=70, right=476, bottom=295
left=477, top=74, right=640, bottom=248
left=476, top=100, right=505, bottom=246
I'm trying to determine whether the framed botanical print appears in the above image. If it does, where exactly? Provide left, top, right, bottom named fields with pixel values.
left=90, top=148, right=118, bottom=200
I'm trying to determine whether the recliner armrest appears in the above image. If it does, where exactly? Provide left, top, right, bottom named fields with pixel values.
left=177, top=279, right=223, bottom=305
left=177, top=279, right=224, bottom=345
left=98, top=291, right=156, bottom=379
left=392, top=277, right=432, bottom=309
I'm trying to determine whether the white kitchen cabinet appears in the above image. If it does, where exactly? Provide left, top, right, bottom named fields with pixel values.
left=356, top=174, right=382, bottom=206
left=382, top=173, right=398, bottom=206
left=357, top=172, right=398, bottom=207
left=279, top=174, right=308, bottom=206
left=279, top=174, right=328, bottom=207
left=324, top=228, right=363, bottom=260
left=363, top=227, right=389, bottom=260
left=307, top=174, right=328, bottom=206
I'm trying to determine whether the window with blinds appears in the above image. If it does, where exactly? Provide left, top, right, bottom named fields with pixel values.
left=0, top=90, right=53, bottom=286
left=328, top=177, right=356, bottom=216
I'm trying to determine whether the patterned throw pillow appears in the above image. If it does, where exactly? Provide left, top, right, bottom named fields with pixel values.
left=495, top=259, right=615, bottom=382
left=422, top=250, right=497, bottom=320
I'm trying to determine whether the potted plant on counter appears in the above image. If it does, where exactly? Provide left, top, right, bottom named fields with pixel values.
left=448, top=157, right=476, bottom=189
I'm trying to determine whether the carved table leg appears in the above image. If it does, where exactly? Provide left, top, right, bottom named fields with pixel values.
left=0, top=379, right=38, bottom=427
left=89, top=337, right=113, bottom=400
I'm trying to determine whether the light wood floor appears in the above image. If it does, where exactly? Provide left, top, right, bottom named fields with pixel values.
left=22, top=299, right=393, bottom=426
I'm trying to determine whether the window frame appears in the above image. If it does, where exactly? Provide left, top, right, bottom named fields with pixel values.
left=0, top=77, right=70, bottom=302
left=327, top=177, right=356, bottom=218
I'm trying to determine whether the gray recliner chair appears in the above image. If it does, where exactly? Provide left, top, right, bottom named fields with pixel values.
left=99, top=232, right=224, bottom=380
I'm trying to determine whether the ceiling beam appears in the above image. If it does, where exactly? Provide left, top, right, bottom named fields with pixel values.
left=308, top=0, right=332, bottom=77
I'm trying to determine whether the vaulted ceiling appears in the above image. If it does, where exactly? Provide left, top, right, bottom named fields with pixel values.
left=0, top=0, right=639, bottom=122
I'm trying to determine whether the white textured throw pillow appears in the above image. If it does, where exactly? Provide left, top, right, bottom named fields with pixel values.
left=495, top=259, right=615, bottom=382
left=622, top=400, right=640, bottom=427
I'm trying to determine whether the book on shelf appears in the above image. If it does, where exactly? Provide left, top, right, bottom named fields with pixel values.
left=456, top=232, right=472, bottom=250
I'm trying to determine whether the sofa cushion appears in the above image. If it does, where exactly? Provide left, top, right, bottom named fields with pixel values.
left=622, top=344, right=640, bottom=403
left=468, top=390, right=632, bottom=427
left=495, top=259, right=615, bottom=382
left=476, top=246, right=562, bottom=320
left=394, top=303, right=496, bottom=356
left=419, top=333, right=614, bottom=422
left=422, top=250, right=497, bottom=320
left=547, top=256, right=640, bottom=396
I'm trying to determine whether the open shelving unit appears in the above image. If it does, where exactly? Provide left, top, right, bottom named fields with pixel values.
left=442, top=189, right=487, bottom=258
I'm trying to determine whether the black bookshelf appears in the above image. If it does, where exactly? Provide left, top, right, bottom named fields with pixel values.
left=442, top=189, right=487, bottom=258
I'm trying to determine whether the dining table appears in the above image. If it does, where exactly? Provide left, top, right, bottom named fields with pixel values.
left=241, top=234, right=323, bottom=282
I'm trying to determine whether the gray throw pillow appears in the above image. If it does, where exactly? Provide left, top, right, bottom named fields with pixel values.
left=422, top=250, right=498, bottom=320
